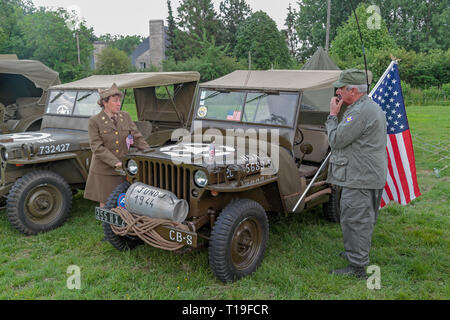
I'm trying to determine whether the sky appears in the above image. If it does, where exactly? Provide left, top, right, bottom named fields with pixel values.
left=31, top=0, right=297, bottom=37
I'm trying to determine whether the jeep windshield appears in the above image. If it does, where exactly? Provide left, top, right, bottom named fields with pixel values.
left=196, top=89, right=299, bottom=127
left=46, top=90, right=102, bottom=117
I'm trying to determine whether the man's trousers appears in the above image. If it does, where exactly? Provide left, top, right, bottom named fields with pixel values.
left=340, top=187, right=384, bottom=267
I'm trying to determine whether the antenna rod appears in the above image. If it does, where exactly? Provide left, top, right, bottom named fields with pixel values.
left=349, top=0, right=370, bottom=94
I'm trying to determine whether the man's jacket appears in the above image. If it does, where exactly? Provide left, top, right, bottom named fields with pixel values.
left=325, top=95, right=387, bottom=189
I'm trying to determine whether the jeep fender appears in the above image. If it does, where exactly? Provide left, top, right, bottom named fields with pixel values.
left=9, top=153, right=88, bottom=185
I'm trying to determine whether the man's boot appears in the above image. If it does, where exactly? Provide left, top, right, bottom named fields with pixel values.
left=330, top=264, right=367, bottom=279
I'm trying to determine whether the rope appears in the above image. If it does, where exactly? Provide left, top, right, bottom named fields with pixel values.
left=110, top=207, right=190, bottom=251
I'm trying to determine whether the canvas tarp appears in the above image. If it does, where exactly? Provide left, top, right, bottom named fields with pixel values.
left=0, top=59, right=61, bottom=106
left=51, top=72, right=200, bottom=90
left=0, top=59, right=60, bottom=90
left=51, top=72, right=200, bottom=126
left=200, top=70, right=342, bottom=92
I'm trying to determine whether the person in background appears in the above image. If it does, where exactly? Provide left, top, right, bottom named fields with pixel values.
left=84, top=83, right=150, bottom=207
left=326, top=69, right=387, bottom=279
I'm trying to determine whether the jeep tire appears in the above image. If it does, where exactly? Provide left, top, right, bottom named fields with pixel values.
left=209, top=199, right=269, bottom=283
left=6, top=170, right=72, bottom=235
left=103, top=181, right=142, bottom=251
left=323, top=185, right=341, bottom=223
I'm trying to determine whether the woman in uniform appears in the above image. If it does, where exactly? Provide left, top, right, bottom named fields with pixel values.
left=84, top=83, right=150, bottom=207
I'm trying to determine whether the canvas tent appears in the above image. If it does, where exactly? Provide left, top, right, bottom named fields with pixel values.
left=301, top=47, right=340, bottom=71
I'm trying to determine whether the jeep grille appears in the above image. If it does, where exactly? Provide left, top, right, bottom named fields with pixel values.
left=136, top=160, right=191, bottom=202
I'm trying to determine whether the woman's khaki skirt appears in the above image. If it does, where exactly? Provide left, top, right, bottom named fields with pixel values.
left=84, top=172, right=126, bottom=204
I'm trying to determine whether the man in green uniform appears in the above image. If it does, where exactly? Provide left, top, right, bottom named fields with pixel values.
left=325, top=69, right=387, bottom=279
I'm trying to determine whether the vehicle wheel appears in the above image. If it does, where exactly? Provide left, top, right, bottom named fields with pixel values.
left=323, top=185, right=341, bottom=223
left=209, top=199, right=269, bottom=283
left=6, top=170, right=72, bottom=235
left=103, top=181, right=142, bottom=251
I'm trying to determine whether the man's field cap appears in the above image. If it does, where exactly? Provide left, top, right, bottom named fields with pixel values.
left=333, top=69, right=373, bottom=88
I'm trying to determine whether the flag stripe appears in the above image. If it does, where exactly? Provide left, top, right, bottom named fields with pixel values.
left=386, top=144, right=404, bottom=203
left=402, top=130, right=421, bottom=198
left=389, top=134, right=411, bottom=203
left=395, top=132, right=416, bottom=202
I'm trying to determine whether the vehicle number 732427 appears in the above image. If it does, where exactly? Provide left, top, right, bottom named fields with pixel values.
left=39, top=143, right=70, bottom=155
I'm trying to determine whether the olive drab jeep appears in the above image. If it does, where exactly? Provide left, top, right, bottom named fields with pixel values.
left=0, top=71, right=200, bottom=235
left=97, top=69, right=344, bottom=283
left=0, top=58, right=61, bottom=133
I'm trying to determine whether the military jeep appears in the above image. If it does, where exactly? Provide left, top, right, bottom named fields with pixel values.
left=0, top=71, right=200, bottom=235
left=0, top=59, right=61, bottom=133
left=98, top=69, right=343, bottom=282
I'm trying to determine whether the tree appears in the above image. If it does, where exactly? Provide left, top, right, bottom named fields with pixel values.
left=234, top=11, right=292, bottom=70
left=329, top=3, right=398, bottom=78
left=166, top=0, right=178, bottom=59
left=95, top=47, right=133, bottom=75
left=378, top=0, right=449, bottom=52
left=294, top=0, right=364, bottom=61
left=219, top=0, right=252, bottom=51
left=19, top=7, right=94, bottom=82
left=177, top=0, right=222, bottom=42
left=164, top=32, right=246, bottom=82
left=283, top=3, right=299, bottom=59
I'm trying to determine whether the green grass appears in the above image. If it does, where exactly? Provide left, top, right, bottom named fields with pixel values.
left=0, top=106, right=448, bottom=300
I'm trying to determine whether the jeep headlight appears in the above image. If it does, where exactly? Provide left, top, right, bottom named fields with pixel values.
left=0, top=148, right=8, bottom=162
left=126, top=159, right=138, bottom=175
left=194, top=170, right=208, bottom=188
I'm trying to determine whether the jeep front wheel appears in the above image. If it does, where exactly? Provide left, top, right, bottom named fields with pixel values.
left=6, top=170, right=72, bottom=235
left=103, top=181, right=142, bottom=251
left=209, top=199, right=269, bottom=283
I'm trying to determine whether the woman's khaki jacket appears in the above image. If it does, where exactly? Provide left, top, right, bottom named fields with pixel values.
left=88, top=110, right=149, bottom=175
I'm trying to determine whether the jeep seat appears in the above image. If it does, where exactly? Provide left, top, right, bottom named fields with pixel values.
left=294, top=124, right=329, bottom=177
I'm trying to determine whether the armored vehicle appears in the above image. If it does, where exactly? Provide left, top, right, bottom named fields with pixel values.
left=97, top=69, right=343, bottom=282
left=0, top=71, right=200, bottom=235
left=0, top=59, right=61, bottom=133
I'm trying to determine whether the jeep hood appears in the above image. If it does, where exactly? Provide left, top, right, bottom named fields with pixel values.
left=0, top=129, right=88, bottom=159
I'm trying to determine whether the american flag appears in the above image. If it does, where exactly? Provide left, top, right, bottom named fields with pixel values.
left=370, top=61, right=421, bottom=208
left=126, top=132, right=134, bottom=150
left=227, top=110, right=241, bottom=121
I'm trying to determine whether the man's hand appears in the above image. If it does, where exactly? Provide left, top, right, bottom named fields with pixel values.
left=114, top=161, right=122, bottom=169
left=330, top=97, right=344, bottom=116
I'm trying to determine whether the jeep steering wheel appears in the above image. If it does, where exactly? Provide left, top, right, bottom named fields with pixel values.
left=294, top=127, right=304, bottom=146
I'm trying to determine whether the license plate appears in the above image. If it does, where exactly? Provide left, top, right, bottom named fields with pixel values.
left=95, top=207, right=197, bottom=248
left=95, top=207, right=127, bottom=228
left=156, top=226, right=198, bottom=248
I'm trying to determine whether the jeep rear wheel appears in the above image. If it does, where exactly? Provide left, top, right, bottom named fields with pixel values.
left=209, top=199, right=269, bottom=283
left=6, top=170, right=72, bottom=235
left=103, top=181, right=142, bottom=251
left=323, top=185, right=341, bottom=223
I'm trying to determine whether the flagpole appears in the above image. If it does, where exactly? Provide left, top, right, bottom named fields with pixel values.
left=369, top=60, right=396, bottom=97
